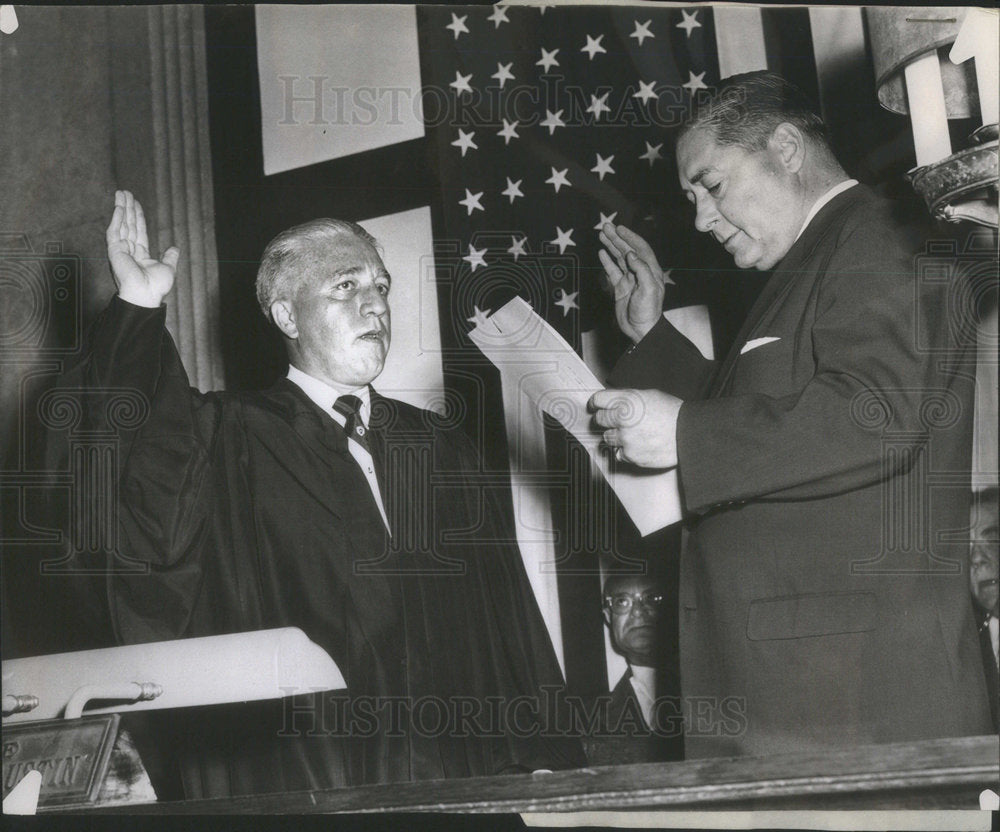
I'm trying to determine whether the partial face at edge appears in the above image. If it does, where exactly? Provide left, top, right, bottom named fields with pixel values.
left=277, top=233, right=392, bottom=391
left=970, top=496, right=999, bottom=617
left=676, top=126, right=802, bottom=271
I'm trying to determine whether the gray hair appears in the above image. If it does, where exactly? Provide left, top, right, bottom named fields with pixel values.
left=255, top=219, right=381, bottom=321
left=681, top=70, right=831, bottom=153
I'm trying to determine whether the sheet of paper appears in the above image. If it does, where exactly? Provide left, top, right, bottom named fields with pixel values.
left=664, top=305, right=714, bottom=361
left=469, top=297, right=681, bottom=536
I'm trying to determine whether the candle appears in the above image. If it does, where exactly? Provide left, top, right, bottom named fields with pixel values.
left=904, top=51, right=953, bottom=167
left=949, top=8, right=999, bottom=127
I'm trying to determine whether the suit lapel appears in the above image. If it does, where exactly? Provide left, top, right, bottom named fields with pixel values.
left=263, top=379, right=399, bottom=650
left=710, top=187, right=868, bottom=397
left=268, top=377, right=351, bottom=456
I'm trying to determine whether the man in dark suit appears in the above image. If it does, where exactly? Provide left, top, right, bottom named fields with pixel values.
left=969, top=487, right=999, bottom=731
left=590, top=72, right=993, bottom=757
left=49, top=190, right=585, bottom=796
left=585, top=571, right=682, bottom=764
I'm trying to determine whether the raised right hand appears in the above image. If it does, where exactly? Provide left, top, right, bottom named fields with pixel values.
left=598, top=223, right=671, bottom=344
left=106, top=190, right=179, bottom=308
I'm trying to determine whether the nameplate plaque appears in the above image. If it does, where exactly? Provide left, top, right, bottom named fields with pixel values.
left=2, top=714, right=119, bottom=810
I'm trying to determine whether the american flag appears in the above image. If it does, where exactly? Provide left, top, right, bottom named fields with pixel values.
left=417, top=4, right=723, bottom=355
left=416, top=5, right=735, bottom=696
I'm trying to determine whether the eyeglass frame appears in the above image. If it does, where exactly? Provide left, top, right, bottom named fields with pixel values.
left=602, top=591, right=666, bottom=615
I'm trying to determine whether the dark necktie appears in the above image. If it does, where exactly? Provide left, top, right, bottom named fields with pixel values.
left=333, top=394, right=370, bottom=453
left=334, top=394, right=390, bottom=524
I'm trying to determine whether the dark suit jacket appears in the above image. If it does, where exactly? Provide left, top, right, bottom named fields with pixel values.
left=584, top=669, right=683, bottom=765
left=975, top=608, right=999, bottom=731
left=611, top=186, right=993, bottom=757
left=49, top=296, right=585, bottom=796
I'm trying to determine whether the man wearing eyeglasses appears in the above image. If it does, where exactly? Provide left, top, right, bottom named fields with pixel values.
left=593, top=571, right=683, bottom=763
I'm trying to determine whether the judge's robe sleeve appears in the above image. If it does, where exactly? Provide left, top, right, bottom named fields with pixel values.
left=453, top=432, right=588, bottom=770
left=53, top=295, right=223, bottom=643
left=675, top=214, right=949, bottom=515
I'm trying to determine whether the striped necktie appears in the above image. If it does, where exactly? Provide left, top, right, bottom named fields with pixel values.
left=333, top=395, right=370, bottom=453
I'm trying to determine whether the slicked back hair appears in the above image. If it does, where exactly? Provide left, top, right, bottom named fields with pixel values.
left=255, top=219, right=381, bottom=322
left=681, top=70, right=832, bottom=153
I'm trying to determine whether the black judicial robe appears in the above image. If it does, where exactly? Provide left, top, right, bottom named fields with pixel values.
left=52, top=296, right=585, bottom=796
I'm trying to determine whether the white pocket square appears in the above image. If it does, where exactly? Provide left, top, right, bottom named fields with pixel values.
left=740, top=336, right=781, bottom=355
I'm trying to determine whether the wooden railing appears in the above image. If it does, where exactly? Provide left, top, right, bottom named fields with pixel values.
left=81, top=734, right=998, bottom=814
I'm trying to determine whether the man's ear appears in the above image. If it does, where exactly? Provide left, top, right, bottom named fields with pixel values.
left=602, top=608, right=612, bottom=628
left=270, top=299, right=298, bottom=339
left=769, top=122, right=805, bottom=174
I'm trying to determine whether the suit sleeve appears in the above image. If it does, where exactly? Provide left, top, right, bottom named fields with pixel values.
left=63, top=296, right=222, bottom=641
left=608, top=315, right=718, bottom=398
left=676, top=212, right=945, bottom=514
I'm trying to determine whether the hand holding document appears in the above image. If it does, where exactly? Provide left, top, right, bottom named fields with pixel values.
left=468, top=297, right=681, bottom=536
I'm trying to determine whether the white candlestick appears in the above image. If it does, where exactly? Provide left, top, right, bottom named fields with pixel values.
left=904, top=51, right=953, bottom=167
left=950, top=7, right=1000, bottom=128
left=973, top=42, right=999, bottom=127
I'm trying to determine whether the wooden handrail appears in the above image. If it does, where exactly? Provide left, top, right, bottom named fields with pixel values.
left=78, top=734, right=998, bottom=814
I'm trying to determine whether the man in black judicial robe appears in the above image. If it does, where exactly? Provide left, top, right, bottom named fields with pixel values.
left=48, top=191, right=585, bottom=797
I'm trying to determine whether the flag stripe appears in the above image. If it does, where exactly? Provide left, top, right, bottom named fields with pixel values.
left=713, top=7, right=767, bottom=77
left=761, top=7, right=820, bottom=112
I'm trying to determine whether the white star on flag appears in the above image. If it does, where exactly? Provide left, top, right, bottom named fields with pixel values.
left=550, top=227, right=575, bottom=254
left=581, top=34, right=606, bottom=60
left=508, top=236, right=528, bottom=260
left=451, top=129, right=478, bottom=156
left=630, top=19, right=654, bottom=46
left=683, top=70, right=708, bottom=94
left=639, top=141, right=663, bottom=166
left=633, top=80, right=658, bottom=104
left=594, top=211, right=618, bottom=231
left=445, top=13, right=469, bottom=39
left=540, top=109, right=566, bottom=135
left=458, top=189, right=484, bottom=215
left=463, top=245, right=487, bottom=271
left=486, top=5, right=509, bottom=28
left=676, top=10, right=701, bottom=37
left=497, top=119, right=519, bottom=144
left=591, top=153, right=615, bottom=181
left=546, top=167, right=571, bottom=193
left=587, top=93, right=611, bottom=121
left=554, top=289, right=579, bottom=316
left=449, top=71, right=473, bottom=95
left=501, top=178, right=524, bottom=203
left=491, top=62, right=515, bottom=88
left=536, top=47, right=560, bottom=73
left=467, top=305, right=493, bottom=327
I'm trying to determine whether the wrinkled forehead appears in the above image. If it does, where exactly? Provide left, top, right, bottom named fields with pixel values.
left=311, top=232, right=384, bottom=267
left=677, top=127, right=750, bottom=190
left=297, top=233, right=388, bottom=282
left=603, top=573, right=659, bottom=597
left=676, top=126, right=729, bottom=186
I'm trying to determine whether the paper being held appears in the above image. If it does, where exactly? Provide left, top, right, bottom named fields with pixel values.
left=468, top=297, right=681, bottom=536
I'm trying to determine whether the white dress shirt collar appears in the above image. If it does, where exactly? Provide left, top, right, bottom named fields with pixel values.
left=989, top=615, right=999, bottom=665
left=628, top=664, right=657, bottom=728
left=794, top=179, right=859, bottom=243
left=286, top=365, right=371, bottom=427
